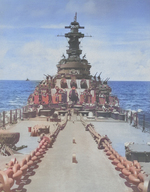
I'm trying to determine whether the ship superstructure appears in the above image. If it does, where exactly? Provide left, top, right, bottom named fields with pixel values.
left=57, top=12, right=91, bottom=79
left=28, top=13, right=118, bottom=111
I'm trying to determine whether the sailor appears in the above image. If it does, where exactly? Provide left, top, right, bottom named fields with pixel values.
left=102, top=105, right=106, bottom=111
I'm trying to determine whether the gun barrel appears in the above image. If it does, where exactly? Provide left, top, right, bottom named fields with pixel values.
left=94, top=72, right=98, bottom=77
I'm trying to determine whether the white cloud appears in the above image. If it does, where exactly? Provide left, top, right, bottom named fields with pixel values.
left=40, top=24, right=65, bottom=29
left=30, top=10, right=46, bottom=18
left=0, top=11, right=150, bottom=81
left=0, top=40, right=9, bottom=67
left=65, top=0, right=98, bottom=15
left=83, top=0, right=97, bottom=14
left=81, top=37, right=150, bottom=81
left=1, top=35, right=150, bottom=81
left=0, top=40, right=66, bottom=80
left=19, top=41, right=46, bottom=57
left=0, top=25, right=15, bottom=29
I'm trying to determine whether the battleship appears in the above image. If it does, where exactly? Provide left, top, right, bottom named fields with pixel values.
left=27, top=13, right=118, bottom=116
left=0, top=14, right=150, bottom=192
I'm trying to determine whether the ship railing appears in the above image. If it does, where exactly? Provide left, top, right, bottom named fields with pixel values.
left=124, top=110, right=150, bottom=133
left=0, top=106, right=28, bottom=129
left=137, top=113, right=150, bottom=133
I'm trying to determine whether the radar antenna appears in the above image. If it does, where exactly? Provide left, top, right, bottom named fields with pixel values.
left=74, top=12, right=77, bottom=22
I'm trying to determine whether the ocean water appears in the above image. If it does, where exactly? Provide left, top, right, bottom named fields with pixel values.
left=0, top=80, right=150, bottom=124
left=108, top=81, right=150, bottom=113
left=0, top=80, right=40, bottom=112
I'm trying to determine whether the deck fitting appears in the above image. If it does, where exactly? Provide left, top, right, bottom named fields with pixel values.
left=73, top=138, right=76, bottom=144
left=72, top=154, right=77, bottom=163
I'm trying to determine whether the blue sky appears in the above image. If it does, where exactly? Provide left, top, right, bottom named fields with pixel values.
left=0, top=0, right=150, bottom=80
